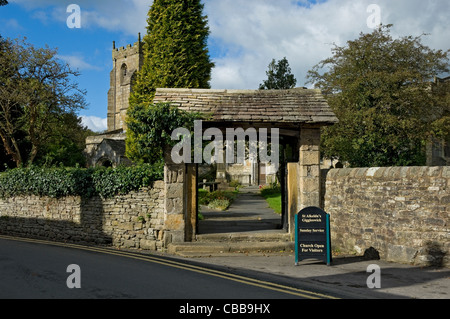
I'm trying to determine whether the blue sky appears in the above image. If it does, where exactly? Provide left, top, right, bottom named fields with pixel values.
left=1, top=0, right=449, bottom=132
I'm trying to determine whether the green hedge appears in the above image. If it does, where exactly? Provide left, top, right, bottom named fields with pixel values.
left=0, top=163, right=164, bottom=199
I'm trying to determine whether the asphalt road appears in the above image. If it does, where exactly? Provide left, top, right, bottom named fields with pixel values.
left=0, top=236, right=338, bottom=301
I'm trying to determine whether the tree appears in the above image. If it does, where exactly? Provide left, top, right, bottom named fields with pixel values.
left=0, top=1, right=8, bottom=6
left=34, top=113, right=95, bottom=167
left=129, top=0, right=214, bottom=105
left=430, top=78, right=450, bottom=142
left=306, top=25, right=449, bottom=167
left=125, top=102, right=199, bottom=164
left=0, top=37, right=87, bottom=167
left=259, top=57, right=297, bottom=90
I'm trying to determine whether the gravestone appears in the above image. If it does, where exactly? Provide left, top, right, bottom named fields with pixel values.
left=295, top=207, right=332, bottom=266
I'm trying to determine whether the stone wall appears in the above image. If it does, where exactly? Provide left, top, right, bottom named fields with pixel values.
left=0, top=181, right=165, bottom=251
left=2, top=165, right=448, bottom=268
left=323, top=167, right=449, bottom=267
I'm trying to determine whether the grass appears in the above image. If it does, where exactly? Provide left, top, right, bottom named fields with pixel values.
left=260, top=184, right=282, bottom=214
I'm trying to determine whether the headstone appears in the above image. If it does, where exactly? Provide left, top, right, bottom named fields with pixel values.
left=295, top=206, right=332, bottom=266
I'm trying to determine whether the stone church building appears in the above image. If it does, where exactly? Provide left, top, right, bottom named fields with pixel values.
left=84, top=36, right=279, bottom=185
left=84, top=36, right=143, bottom=169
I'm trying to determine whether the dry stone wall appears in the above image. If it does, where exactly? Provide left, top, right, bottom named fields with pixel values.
left=0, top=181, right=165, bottom=251
left=323, top=167, right=449, bottom=267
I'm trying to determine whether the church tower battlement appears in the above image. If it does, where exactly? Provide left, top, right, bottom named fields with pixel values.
left=107, top=33, right=143, bottom=132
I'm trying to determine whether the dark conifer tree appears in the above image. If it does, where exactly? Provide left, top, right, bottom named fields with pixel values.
left=259, top=57, right=297, bottom=90
left=130, top=0, right=214, bottom=105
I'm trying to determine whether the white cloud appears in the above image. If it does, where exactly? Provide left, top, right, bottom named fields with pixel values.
left=11, top=0, right=450, bottom=90
left=57, top=54, right=102, bottom=71
left=80, top=115, right=107, bottom=132
left=0, top=17, right=25, bottom=32
left=205, top=0, right=450, bottom=89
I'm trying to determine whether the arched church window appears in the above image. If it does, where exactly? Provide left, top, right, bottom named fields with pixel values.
left=120, top=63, right=128, bottom=85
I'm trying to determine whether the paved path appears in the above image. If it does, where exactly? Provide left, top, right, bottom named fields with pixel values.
left=198, top=186, right=283, bottom=235
left=181, top=252, right=450, bottom=299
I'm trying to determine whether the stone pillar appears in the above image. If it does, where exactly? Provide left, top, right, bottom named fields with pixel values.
left=287, top=162, right=298, bottom=239
left=163, top=149, right=186, bottom=246
left=185, top=164, right=197, bottom=242
left=298, top=127, right=321, bottom=210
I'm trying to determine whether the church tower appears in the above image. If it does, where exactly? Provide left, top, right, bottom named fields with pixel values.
left=84, top=34, right=143, bottom=168
left=107, top=34, right=143, bottom=132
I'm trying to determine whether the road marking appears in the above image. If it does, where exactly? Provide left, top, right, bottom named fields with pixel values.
left=0, top=235, right=339, bottom=299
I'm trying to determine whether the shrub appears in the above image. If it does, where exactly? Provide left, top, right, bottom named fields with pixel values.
left=229, top=179, right=242, bottom=190
left=0, top=163, right=164, bottom=199
left=198, top=189, right=238, bottom=211
left=208, top=199, right=231, bottom=211
left=91, top=162, right=163, bottom=198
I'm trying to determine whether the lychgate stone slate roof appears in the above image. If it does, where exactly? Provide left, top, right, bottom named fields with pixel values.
left=153, top=88, right=338, bottom=125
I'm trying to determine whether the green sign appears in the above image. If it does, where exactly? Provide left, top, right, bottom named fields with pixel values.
left=295, top=207, right=332, bottom=266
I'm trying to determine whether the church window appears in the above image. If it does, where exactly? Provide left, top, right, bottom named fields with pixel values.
left=120, top=63, right=128, bottom=85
